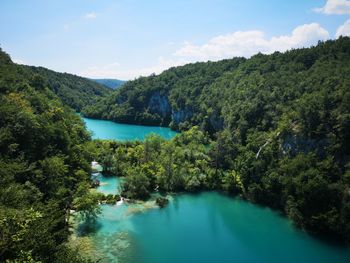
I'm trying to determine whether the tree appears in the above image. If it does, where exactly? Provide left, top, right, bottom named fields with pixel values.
left=123, top=168, right=150, bottom=200
left=0, top=208, right=42, bottom=261
left=73, top=183, right=101, bottom=222
left=222, top=170, right=243, bottom=194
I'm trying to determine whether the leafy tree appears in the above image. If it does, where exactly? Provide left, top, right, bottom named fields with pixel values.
left=73, top=183, right=101, bottom=222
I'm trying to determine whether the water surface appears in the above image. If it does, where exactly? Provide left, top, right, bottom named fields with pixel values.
left=94, top=173, right=123, bottom=195
left=77, top=175, right=350, bottom=263
left=96, top=174, right=123, bottom=195
left=82, top=117, right=177, bottom=141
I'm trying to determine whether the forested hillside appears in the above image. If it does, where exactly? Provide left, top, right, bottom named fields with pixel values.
left=82, top=57, right=245, bottom=126
left=82, top=37, right=350, bottom=131
left=25, top=67, right=111, bottom=111
left=84, top=37, right=350, bottom=242
left=0, top=52, right=111, bottom=111
left=0, top=48, right=99, bottom=262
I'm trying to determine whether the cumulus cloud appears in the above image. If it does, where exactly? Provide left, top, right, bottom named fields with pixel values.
left=175, top=23, right=329, bottom=61
left=80, top=62, right=121, bottom=78
left=13, top=58, right=27, bottom=65
left=79, top=23, right=333, bottom=79
left=84, top=12, right=97, bottom=19
left=336, top=19, right=350, bottom=37
left=313, top=0, right=350, bottom=15
left=80, top=57, right=189, bottom=80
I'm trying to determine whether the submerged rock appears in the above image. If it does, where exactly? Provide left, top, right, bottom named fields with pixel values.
left=156, top=196, right=169, bottom=208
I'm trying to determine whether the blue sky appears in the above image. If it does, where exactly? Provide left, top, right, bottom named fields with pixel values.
left=1, top=0, right=350, bottom=80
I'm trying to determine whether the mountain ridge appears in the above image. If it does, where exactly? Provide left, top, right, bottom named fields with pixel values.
left=0, top=49, right=112, bottom=111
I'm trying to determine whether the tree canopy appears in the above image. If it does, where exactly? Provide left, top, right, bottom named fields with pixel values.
left=0, top=47, right=97, bottom=262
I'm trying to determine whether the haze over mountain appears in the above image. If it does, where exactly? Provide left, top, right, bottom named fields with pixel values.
left=92, top=78, right=125, bottom=89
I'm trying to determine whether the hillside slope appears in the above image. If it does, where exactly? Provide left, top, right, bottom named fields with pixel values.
left=82, top=57, right=245, bottom=126
left=0, top=50, right=111, bottom=111
left=82, top=37, right=350, bottom=132
left=0, top=47, right=96, bottom=262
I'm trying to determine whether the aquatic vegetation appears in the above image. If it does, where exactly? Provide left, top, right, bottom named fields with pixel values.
left=124, top=200, right=159, bottom=216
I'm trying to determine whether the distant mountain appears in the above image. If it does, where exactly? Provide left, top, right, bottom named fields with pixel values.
left=92, top=79, right=125, bottom=89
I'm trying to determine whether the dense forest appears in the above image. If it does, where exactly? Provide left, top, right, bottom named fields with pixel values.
left=24, top=67, right=112, bottom=111
left=82, top=57, right=245, bottom=127
left=85, top=38, right=350, bottom=242
left=1, top=57, right=111, bottom=112
left=0, top=48, right=100, bottom=262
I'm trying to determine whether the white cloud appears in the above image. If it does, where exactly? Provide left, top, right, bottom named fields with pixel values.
left=80, top=62, right=121, bottom=78
left=80, top=57, right=189, bottom=80
left=336, top=19, right=350, bottom=37
left=79, top=23, right=331, bottom=79
left=84, top=12, right=97, bottom=19
left=13, top=58, right=27, bottom=65
left=313, top=0, right=350, bottom=15
left=175, top=23, right=329, bottom=61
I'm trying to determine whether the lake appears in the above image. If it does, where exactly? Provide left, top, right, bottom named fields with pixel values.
left=75, top=174, right=350, bottom=263
left=82, top=117, right=177, bottom=140
left=75, top=118, right=350, bottom=263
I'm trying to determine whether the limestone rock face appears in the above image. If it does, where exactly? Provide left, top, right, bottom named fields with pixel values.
left=148, top=92, right=171, bottom=118
left=172, top=109, right=193, bottom=124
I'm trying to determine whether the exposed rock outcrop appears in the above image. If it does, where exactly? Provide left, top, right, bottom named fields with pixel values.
left=148, top=92, right=171, bottom=118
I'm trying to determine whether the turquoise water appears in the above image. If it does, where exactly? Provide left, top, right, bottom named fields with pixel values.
left=82, top=117, right=177, bottom=141
left=77, top=175, right=350, bottom=263
left=96, top=174, right=123, bottom=195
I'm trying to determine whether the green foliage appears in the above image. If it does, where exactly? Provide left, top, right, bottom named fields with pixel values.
left=82, top=58, right=245, bottom=126
left=73, top=183, right=101, bottom=222
left=123, top=166, right=151, bottom=199
left=0, top=48, right=111, bottom=111
left=222, top=170, right=243, bottom=194
left=0, top=208, right=42, bottom=260
left=97, top=128, right=216, bottom=199
left=0, top=48, right=97, bottom=262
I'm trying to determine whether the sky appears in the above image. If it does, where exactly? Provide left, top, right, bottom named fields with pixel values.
left=0, top=0, right=350, bottom=80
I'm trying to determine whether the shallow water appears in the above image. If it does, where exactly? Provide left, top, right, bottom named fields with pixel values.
left=82, top=117, right=177, bottom=141
left=76, top=175, right=350, bottom=263
left=96, top=174, right=123, bottom=195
